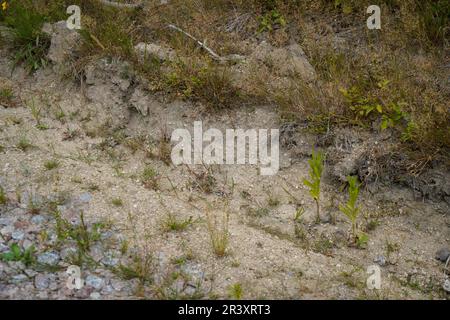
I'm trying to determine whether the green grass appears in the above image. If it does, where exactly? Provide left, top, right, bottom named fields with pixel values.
left=303, top=149, right=324, bottom=223
left=4, top=1, right=50, bottom=73
left=44, top=159, right=59, bottom=170
left=111, top=198, right=123, bottom=207
left=0, top=186, right=7, bottom=205
left=17, top=136, right=32, bottom=151
left=1, top=243, right=35, bottom=266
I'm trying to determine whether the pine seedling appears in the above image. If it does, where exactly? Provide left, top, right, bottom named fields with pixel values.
left=303, top=149, right=324, bottom=223
left=339, top=175, right=361, bottom=240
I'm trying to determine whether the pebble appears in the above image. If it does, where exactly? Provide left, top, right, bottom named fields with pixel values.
left=435, top=248, right=450, bottom=262
left=78, top=193, right=92, bottom=203
left=0, top=225, right=14, bottom=237
left=85, top=275, right=104, bottom=290
left=30, top=215, right=46, bottom=225
left=90, top=292, right=101, bottom=300
left=11, top=274, right=28, bottom=284
left=35, top=274, right=51, bottom=290
left=374, top=255, right=387, bottom=267
left=37, top=251, right=60, bottom=266
left=11, top=230, right=25, bottom=241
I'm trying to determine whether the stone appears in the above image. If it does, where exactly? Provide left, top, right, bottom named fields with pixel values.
left=78, top=192, right=92, bottom=203
left=0, top=225, right=14, bottom=237
left=374, top=255, right=387, bottom=267
left=11, top=274, right=28, bottom=284
left=60, top=247, right=77, bottom=260
left=134, top=43, right=177, bottom=62
left=90, top=292, right=101, bottom=300
left=35, top=273, right=51, bottom=290
left=37, top=251, right=60, bottom=266
left=30, top=215, right=46, bottom=225
left=435, top=248, right=450, bottom=262
left=85, top=275, right=104, bottom=290
left=11, top=230, right=25, bottom=241
left=44, top=21, right=81, bottom=65
left=251, top=42, right=316, bottom=82
left=110, top=279, right=127, bottom=292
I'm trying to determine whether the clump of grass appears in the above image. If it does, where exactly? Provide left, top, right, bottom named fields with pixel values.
left=0, top=186, right=7, bottom=205
left=303, top=149, right=324, bottom=223
left=163, top=213, right=194, bottom=232
left=228, top=283, right=243, bottom=300
left=16, top=136, right=32, bottom=151
left=141, top=166, right=160, bottom=190
left=0, top=87, right=15, bottom=107
left=44, top=159, right=59, bottom=170
left=339, top=176, right=361, bottom=241
left=111, top=198, right=123, bottom=207
left=1, top=243, right=35, bottom=266
left=4, top=1, right=50, bottom=73
left=116, top=252, right=154, bottom=285
left=293, top=206, right=306, bottom=240
left=205, top=209, right=229, bottom=257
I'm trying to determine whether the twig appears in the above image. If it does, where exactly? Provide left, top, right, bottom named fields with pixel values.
left=166, top=24, right=245, bottom=64
left=99, top=0, right=144, bottom=9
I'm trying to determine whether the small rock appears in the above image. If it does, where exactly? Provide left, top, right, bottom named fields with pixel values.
left=85, top=275, right=104, bottom=290
left=374, top=255, right=387, bottom=267
left=35, top=274, right=51, bottom=290
left=90, top=292, right=101, bottom=300
left=0, top=225, right=14, bottom=237
left=11, top=274, right=28, bottom=284
left=30, top=215, right=46, bottom=224
left=78, top=192, right=92, bottom=203
left=37, top=251, right=60, bottom=266
left=60, top=247, right=77, bottom=260
left=101, top=251, right=119, bottom=267
left=110, top=279, right=127, bottom=292
left=11, top=230, right=25, bottom=241
left=435, top=248, right=450, bottom=262
left=0, top=218, right=12, bottom=226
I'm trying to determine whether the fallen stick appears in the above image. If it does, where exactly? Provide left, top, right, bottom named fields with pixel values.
left=167, top=24, right=244, bottom=64
left=99, top=0, right=144, bottom=9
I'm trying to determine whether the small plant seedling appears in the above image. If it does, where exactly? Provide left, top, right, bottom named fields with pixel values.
left=17, top=136, right=32, bottom=151
left=1, top=243, right=35, bottom=266
left=293, top=206, right=306, bottom=240
left=206, top=209, right=229, bottom=257
left=0, top=186, right=7, bottom=205
left=44, top=159, right=59, bottom=170
left=228, top=283, right=243, bottom=300
left=303, top=149, right=324, bottom=223
left=141, top=166, right=159, bottom=190
left=111, top=198, right=123, bottom=207
left=339, top=176, right=361, bottom=241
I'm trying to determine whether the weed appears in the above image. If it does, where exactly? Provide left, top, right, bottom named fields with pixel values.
left=44, top=159, right=59, bottom=170
left=141, top=166, right=160, bottom=190
left=258, top=10, right=286, bottom=33
left=163, top=213, right=194, bottom=232
left=0, top=86, right=14, bottom=107
left=293, top=206, right=306, bottom=240
left=116, top=252, right=153, bottom=284
left=0, top=186, right=7, bottom=205
left=303, top=149, right=324, bottom=223
left=228, top=283, right=243, bottom=300
left=16, top=136, right=32, bottom=151
left=1, top=243, right=35, bottom=266
left=339, top=176, right=361, bottom=241
left=53, top=210, right=102, bottom=265
left=205, top=209, right=229, bottom=257
left=111, top=198, right=123, bottom=207
left=5, top=1, right=50, bottom=73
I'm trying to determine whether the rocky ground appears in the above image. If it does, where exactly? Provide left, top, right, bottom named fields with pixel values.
left=0, top=19, right=449, bottom=300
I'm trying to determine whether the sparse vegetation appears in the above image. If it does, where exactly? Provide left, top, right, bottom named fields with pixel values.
left=44, top=159, right=59, bottom=170
left=303, top=149, right=324, bottom=223
left=1, top=243, right=35, bottom=266
left=339, top=176, right=361, bottom=241
left=206, top=209, right=229, bottom=257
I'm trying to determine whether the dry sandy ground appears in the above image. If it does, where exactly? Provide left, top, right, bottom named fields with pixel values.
left=0, top=50, right=449, bottom=300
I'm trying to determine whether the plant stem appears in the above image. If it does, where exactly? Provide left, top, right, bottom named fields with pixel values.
left=315, top=199, right=320, bottom=224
